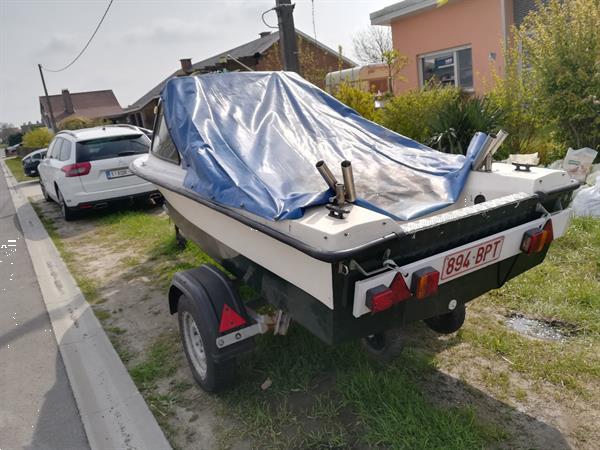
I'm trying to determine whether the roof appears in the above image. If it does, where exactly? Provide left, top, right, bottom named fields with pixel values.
left=57, top=125, right=143, bottom=141
left=24, top=148, right=47, bottom=158
left=39, top=90, right=123, bottom=123
left=371, top=0, right=451, bottom=25
left=127, top=29, right=356, bottom=111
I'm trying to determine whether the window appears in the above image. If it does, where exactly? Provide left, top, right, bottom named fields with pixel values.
left=46, top=138, right=59, bottom=159
left=151, top=112, right=180, bottom=164
left=76, top=134, right=149, bottom=163
left=420, top=46, right=473, bottom=90
left=59, top=140, right=72, bottom=161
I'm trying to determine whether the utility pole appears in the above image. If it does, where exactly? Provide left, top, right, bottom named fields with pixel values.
left=274, top=0, right=300, bottom=74
left=37, top=64, right=57, bottom=132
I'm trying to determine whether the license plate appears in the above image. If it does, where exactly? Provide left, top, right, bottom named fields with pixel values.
left=106, top=168, right=132, bottom=179
left=442, top=236, right=504, bottom=280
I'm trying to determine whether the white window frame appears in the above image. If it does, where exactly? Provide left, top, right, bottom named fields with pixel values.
left=418, top=44, right=473, bottom=91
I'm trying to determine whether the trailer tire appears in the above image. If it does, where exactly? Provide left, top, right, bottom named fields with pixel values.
left=361, top=329, right=404, bottom=362
left=177, top=294, right=236, bottom=392
left=424, top=303, right=466, bottom=334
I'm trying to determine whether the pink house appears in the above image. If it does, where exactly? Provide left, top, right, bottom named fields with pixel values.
left=370, top=0, right=539, bottom=94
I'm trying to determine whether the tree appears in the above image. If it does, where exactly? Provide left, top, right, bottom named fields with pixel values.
left=0, top=122, right=19, bottom=144
left=352, top=26, right=393, bottom=64
left=353, top=27, right=407, bottom=92
left=382, top=49, right=408, bottom=93
left=8, top=132, right=22, bottom=146
left=22, top=127, right=54, bottom=148
left=514, top=0, right=600, bottom=150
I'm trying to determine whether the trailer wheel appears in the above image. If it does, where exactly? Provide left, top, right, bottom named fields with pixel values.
left=361, top=329, right=404, bottom=362
left=177, top=294, right=236, bottom=392
left=175, top=225, right=187, bottom=250
left=424, top=303, right=466, bottom=334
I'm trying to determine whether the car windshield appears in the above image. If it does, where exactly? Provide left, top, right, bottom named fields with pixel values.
left=76, top=134, right=149, bottom=163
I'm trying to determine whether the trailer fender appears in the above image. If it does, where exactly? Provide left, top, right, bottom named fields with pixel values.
left=168, top=264, right=255, bottom=360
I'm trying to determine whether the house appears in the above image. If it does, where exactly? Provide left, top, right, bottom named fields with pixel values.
left=39, top=89, right=123, bottom=128
left=370, top=0, right=542, bottom=94
left=121, top=29, right=356, bottom=129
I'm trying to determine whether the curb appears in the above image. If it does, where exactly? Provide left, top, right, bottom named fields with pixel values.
left=1, top=161, right=171, bottom=450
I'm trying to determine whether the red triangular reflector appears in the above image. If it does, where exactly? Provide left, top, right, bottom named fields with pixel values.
left=218, top=304, right=247, bottom=333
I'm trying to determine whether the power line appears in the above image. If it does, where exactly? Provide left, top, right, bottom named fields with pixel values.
left=42, top=0, right=115, bottom=73
left=261, top=7, right=278, bottom=29
left=311, top=0, right=317, bottom=41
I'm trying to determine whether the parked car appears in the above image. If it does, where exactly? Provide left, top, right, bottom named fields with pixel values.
left=5, top=143, right=21, bottom=156
left=22, top=148, right=47, bottom=177
left=38, top=125, right=161, bottom=221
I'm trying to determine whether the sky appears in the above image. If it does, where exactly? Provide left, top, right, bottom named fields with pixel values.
left=0, top=0, right=392, bottom=125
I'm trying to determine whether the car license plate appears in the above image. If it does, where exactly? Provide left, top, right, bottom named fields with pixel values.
left=106, top=168, right=132, bottom=179
left=441, top=236, right=504, bottom=280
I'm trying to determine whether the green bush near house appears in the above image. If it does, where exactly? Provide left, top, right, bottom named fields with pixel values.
left=333, top=83, right=381, bottom=123
left=378, top=84, right=461, bottom=143
left=487, top=0, right=600, bottom=161
left=22, top=127, right=54, bottom=148
left=514, top=0, right=600, bottom=152
left=427, top=94, right=503, bottom=155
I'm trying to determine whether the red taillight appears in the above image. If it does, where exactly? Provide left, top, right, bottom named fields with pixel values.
left=218, top=304, right=247, bottom=333
left=411, top=267, right=440, bottom=300
left=365, top=273, right=412, bottom=313
left=61, top=162, right=91, bottom=177
left=521, top=220, right=554, bottom=254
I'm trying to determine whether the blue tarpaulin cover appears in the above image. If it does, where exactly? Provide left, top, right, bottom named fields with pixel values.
left=162, top=71, right=487, bottom=221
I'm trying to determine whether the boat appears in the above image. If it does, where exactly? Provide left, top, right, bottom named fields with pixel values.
left=131, top=71, right=577, bottom=391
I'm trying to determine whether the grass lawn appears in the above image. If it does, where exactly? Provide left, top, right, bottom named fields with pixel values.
left=4, top=157, right=29, bottom=182
left=31, top=198, right=600, bottom=449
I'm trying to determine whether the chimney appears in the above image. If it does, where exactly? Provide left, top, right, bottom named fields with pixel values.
left=61, top=89, right=74, bottom=114
left=259, top=31, right=271, bottom=38
left=179, top=58, right=192, bottom=75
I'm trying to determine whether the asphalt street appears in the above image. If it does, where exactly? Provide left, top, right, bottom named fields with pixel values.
left=0, top=170, right=89, bottom=449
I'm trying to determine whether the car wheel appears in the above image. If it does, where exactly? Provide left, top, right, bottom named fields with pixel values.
left=177, top=294, right=236, bottom=392
left=361, top=328, right=405, bottom=362
left=424, top=303, right=466, bottom=334
left=57, top=189, right=77, bottom=222
left=40, top=180, right=52, bottom=202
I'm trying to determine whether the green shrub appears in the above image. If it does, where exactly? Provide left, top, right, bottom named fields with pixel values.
left=334, top=83, right=380, bottom=122
left=514, top=0, right=600, bottom=151
left=22, top=127, right=54, bottom=148
left=485, top=56, right=543, bottom=160
left=58, top=116, right=109, bottom=131
left=378, top=85, right=461, bottom=143
left=428, top=94, right=503, bottom=155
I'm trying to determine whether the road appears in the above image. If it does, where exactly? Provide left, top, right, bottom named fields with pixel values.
left=0, top=172, right=89, bottom=449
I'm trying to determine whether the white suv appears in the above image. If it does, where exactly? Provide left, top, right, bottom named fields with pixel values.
left=38, top=125, right=161, bottom=220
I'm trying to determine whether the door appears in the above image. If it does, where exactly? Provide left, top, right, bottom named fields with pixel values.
left=41, top=138, right=67, bottom=200
left=38, top=139, right=58, bottom=197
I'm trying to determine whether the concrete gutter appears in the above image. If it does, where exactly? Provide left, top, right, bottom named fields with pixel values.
left=1, top=160, right=171, bottom=450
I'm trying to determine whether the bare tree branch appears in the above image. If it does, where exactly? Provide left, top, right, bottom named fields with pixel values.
left=352, top=26, right=393, bottom=64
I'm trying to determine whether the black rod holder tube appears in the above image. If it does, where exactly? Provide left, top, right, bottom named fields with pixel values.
left=341, top=160, right=356, bottom=203
left=316, top=160, right=337, bottom=190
